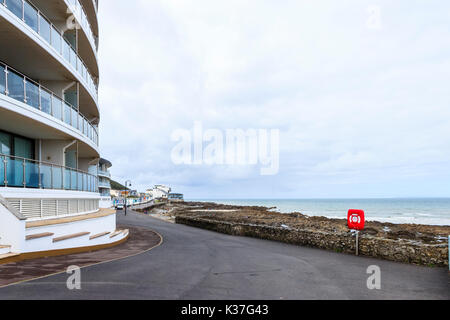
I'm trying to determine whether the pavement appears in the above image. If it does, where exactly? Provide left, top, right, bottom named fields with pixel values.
left=0, top=226, right=161, bottom=288
left=0, top=210, right=448, bottom=300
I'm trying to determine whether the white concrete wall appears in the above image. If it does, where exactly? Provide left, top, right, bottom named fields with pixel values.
left=24, top=213, right=121, bottom=253
left=0, top=203, right=26, bottom=253
left=0, top=192, right=125, bottom=255
left=41, top=140, right=71, bottom=166
left=147, top=189, right=168, bottom=199
left=79, top=157, right=98, bottom=172
left=155, top=185, right=171, bottom=193
left=99, top=198, right=112, bottom=208
left=40, top=80, right=75, bottom=100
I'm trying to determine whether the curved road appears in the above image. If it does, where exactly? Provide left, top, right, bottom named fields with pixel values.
left=0, top=211, right=448, bottom=299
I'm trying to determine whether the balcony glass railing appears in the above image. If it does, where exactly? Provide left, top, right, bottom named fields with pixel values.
left=1, top=0, right=98, bottom=102
left=0, top=61, right=98, bottom=146
left=98, top=170, right=111, bottom=178
left=0, top=153, right=98, bottom=192
left=99, top=181, right=111, bottom=188
left=66, top=0, right=98, bottom=52
left=100, top=191, right=111, bottom=197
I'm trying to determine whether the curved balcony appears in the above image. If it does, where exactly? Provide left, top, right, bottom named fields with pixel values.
left=98, top=181, right=110, bottom=189
left=66, top=0, right=98, bottom=53
left=0, top=61, right=99, bottom=146
left=65, top=0, right=99, bottom=78
left=0, top=153, right=98, bottom=193
left=80, top=0, right=98, bottom=36
left=0, top=0, right=98, bottom=104
left=98, top=170, right=111, bottom=178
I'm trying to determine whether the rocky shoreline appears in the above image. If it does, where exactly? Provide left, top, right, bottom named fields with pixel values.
left=136, top=201, right=450, bottom=267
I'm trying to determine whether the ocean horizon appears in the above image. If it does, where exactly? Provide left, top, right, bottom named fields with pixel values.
left=187, top=198, right=450, bottom=226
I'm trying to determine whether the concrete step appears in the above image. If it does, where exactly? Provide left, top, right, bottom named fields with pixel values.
left=0, top=245, right=11, bottom=255
left=110, top=229, right=129, bottom=239
left=0, top=252, right=19, bottom=262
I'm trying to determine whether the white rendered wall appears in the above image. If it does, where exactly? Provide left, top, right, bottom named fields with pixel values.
left=0, top=192, right=125, bottom=254
left=99, top=198, right=112, bottom=208
left=41, top=140, right=72, bottom=166
left=0, top=203, right=26, bottom=252
left=79, top=157, right=98, bottom=172
left=24, top=213, right=120, bottom=253
left=40, top=80, right=76, bottom=101
left=148, top=189, right=167, bottom=199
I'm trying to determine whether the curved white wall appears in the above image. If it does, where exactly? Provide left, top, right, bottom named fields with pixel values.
left=1, top=200, right=125, bottom=255
left=0, top=202, right=26, bottom=253
left=24, top=212, right=124, bottom=253
left=100, top=197, right=112, bottom=208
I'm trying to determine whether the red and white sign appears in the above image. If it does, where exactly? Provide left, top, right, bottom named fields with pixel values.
left=347, top=209, right=365, bottom=230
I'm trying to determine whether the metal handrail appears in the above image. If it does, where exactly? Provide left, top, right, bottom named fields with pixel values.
left=98, top=169, right=111, bottom=177
left=99, top=181, right=111, bottom=188
left=0, top=60, right=98, bottom=146
left=0, top=0, right=98, bottom=101
left=0, top=152, right=98, bottom=192
left=0, top=153, right=95, bottom=175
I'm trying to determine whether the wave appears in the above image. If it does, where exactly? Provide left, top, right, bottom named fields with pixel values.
left=192, top=198, right=450, bottom=226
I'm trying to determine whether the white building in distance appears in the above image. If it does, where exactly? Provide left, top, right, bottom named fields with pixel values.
left=146, top=185, right=171, bottom=200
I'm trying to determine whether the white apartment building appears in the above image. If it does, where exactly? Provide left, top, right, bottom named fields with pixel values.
left=146, top=185, right=171, bottom=200
left=0, top=0, right=127, bottom=261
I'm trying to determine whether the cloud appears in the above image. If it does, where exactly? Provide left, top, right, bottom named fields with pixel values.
left=96, top=0, right=450, bottom=198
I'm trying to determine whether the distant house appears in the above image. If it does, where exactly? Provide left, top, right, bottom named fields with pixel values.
left=146, top=185, right=171, bottom=200
left=129, top=190, right=139, bottom=197
left=119, top=190, right=138, bottom=198
left=169, top=193, right=184, bottom=202
left=155, top=185, right=171, bottom=195
left=110, top=189, right=120, bottom=198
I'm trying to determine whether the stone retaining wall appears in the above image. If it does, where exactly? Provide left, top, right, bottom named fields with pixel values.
left=176, top=215, right=449, bottom=267
left=133, top=202, right=166, bottom=211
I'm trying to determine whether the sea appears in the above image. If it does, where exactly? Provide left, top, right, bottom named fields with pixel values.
left=188, top=198, right=450, bottom=226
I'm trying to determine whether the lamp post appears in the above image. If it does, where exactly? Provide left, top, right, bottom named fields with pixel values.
left=124, top=180, right=131, bottom=216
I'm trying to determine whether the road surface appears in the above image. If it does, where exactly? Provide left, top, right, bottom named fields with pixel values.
left=0, top=210, right=448, bottom=299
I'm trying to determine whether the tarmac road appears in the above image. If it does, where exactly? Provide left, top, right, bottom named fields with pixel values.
left=0, top=210, right=448, bottom=300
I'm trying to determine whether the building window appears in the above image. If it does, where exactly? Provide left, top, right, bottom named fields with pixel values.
left=14, top=136, right=33, bottom=159
left=0, top=131, right=35, bottom=188
left=0, top=130, right=34, bottom=159
left=0, top=132, right=11, bottom=155
left=0, top=65, right=6, bottom=94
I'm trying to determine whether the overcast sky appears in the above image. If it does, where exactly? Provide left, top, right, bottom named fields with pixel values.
left=97, top=1, right=450, bottom=199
